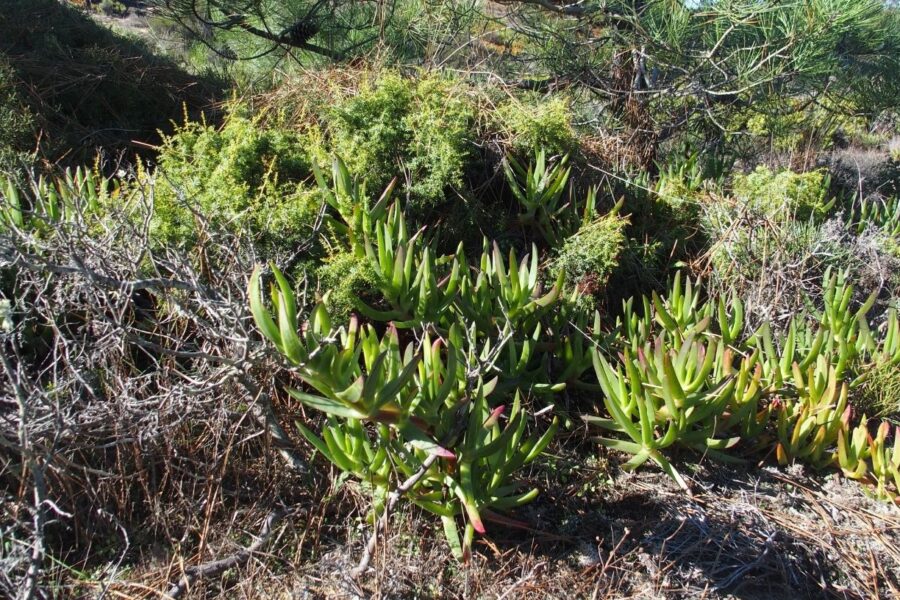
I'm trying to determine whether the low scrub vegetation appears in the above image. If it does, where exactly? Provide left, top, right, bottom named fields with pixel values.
left=2, top=1, right=900, bottom=598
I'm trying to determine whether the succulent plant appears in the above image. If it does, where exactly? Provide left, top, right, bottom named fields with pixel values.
left=249, top=249, right=559, bottom=558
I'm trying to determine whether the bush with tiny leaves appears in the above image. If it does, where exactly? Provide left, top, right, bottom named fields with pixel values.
left=328, top=73, right=475, bottom=214
left=150, top=108, right=320, bottom=257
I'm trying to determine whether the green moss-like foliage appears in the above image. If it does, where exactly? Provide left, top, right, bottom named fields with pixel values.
left=328, top=74, right=411, bottom=190
left=554, top=214, right=628, bottom=299
left=728, top=96, right=876, bottom=158
left=151, top=109, right=319, bottom=256
left=404, top=77, right=475, bottom=205
left=315, top=251, right=377, bottom=321
left=496, top=96, right=577, bottom=156
left=731, top=166, right=833, bottom=222
left=328, top=73, right=475, bottom=213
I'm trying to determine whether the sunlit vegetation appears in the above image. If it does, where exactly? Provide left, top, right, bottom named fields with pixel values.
left=2, top=1, right=900, bottom=598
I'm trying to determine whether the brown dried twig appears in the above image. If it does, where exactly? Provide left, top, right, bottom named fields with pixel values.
left=350, top=452, right=441, bottom=578
left=166, top=509, right=288, bottom=599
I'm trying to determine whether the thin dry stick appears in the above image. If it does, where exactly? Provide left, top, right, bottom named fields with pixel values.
left=496, top=561, right=546, bottom=600
left=166, top=509, right=286, bottom=599
left=350, top=452, right=441, bottom=578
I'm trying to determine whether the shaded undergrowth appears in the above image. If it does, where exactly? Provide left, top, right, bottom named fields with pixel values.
left=0, top=0, right=223, bottom=167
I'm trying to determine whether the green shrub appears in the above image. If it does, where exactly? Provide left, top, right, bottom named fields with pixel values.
left=554, top=214, right=627, bottom=299
left=728, top=96, right=875, bottom=160
left=315, top=250, right=377, bottom=321
left=404, top=76, right=474, bottom=204
left=731, top=166, right=833, bottom=222
left=496, top=96, right=577, bottom=156
left=329, top=74, right=412, bottom=188
left=328, top=73, right=475, bottom=213
left=150, top=109, right=320, bottom=256
left=97, top=0, right=128, bottom=17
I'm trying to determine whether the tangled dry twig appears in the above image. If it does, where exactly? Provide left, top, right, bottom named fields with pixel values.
left=0, top=172, right=309, bottom=598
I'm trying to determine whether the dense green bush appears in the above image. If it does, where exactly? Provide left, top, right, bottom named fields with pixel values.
left=554, top=214, right=627, bottom=299
left=248, top=69, right=592, bottom=250
left=328, top=74, right=411, bottom=187
left=314, top=250, right=377, bottom=321
left=403, top=76, right=475, bottom=205
left=150, top=110, right=320, bottom=256
left=731, top=166, right=833, bottom=222
left=728, top=97, right=875, bottom=160
left=328, top=73, right=475, bottom=213
left=97, top=0, right=128, bottom=17
left=495, top=96, right=577, bottom=157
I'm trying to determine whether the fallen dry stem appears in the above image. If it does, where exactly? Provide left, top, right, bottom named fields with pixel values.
left=166, top=509, right=287, bottom=599
left=350, top=452, right=440, bottom=578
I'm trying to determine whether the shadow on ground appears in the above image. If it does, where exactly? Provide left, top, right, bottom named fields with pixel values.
left=418, top=456, right=898, bottom=600
left=0, top=0, right=223, bottom=165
